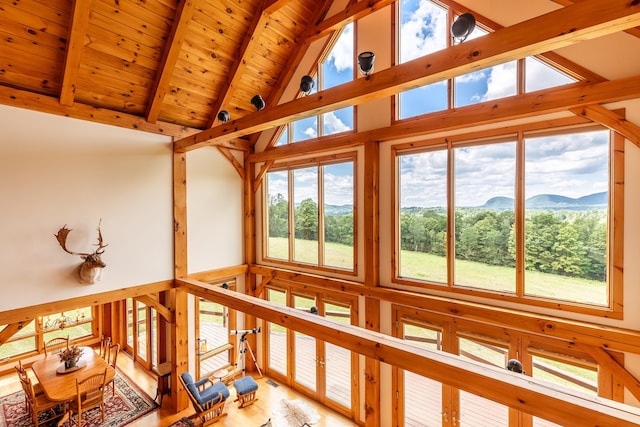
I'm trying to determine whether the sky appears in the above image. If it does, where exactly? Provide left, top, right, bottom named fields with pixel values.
left=276, top=1, right=594, bottom=208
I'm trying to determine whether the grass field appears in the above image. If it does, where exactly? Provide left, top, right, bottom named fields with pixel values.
left=268, top=237, right=607, bottom=305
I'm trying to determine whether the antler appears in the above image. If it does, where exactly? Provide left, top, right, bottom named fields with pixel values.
left=94, top=220, right=108, bottom=254
left=54, top=221, right=108, bottom=256
left=55, top=225, right=90, bottom=256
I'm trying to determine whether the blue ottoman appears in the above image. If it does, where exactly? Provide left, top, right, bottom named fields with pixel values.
left=233, top=376, right=258, bottom=408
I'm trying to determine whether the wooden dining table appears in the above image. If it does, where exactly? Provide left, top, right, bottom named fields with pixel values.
left=31, top=345, right=115, bottom=423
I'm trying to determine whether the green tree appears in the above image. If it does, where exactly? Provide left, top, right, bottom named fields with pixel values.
left=268, top=193, right=288, bottom=238
left=295, top=198, right=318, bottom=240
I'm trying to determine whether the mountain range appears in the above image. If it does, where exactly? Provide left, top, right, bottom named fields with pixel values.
left=481, top=192, right=607, bottom=210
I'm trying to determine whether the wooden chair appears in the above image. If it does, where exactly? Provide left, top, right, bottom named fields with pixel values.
left=15, top=360, right=44, bottom=410
left=180, top=372, right=229, bottom=426
left=43, top=336, right=69, bottom=356
left=68, top=368, right=107, bottom=427
left=21, top=376, right=63, bottom=427
left=99, top=335, right=111, bottom=359
left=105, top=342, right=120, bottom=396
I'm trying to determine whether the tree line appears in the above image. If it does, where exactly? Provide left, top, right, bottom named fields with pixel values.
left=269, top=194, right=606, bottom=282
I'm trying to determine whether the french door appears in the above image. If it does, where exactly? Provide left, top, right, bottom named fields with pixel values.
left=264, top=286, right=357, bottom=417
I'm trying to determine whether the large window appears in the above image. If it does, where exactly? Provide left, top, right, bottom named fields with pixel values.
left=396, top=0, right=577, bottom=120
left=265, top=156, right=355, bottom=272
left=395, top=125, right=619, bottom=313
left=276, top=23, right=354, bottom=146
left=0, top=306, right=94, bottom=362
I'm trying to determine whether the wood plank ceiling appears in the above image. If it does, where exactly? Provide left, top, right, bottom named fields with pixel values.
left=0, top=0, right=321, bottom=136
left=1, top=0, right=640, bottom=145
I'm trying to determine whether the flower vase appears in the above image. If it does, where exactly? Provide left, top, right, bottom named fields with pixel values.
left=65, top=359, right=76, bottom=370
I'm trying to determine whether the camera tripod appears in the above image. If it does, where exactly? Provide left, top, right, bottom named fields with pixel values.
left=234, top=331, right=263, bottom=378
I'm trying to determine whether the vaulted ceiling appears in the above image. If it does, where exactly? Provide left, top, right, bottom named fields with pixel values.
left=1, top=0, right=640, bottom=145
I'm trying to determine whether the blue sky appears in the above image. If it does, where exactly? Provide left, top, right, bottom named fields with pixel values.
left=277, top=1, right=590, bottom=208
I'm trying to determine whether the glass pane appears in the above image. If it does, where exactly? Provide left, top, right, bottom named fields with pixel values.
left=399, top=81, right=448, bottom=119
left=294, top=295, right=316, bottom=391
left=150, top=308, right=157, bottom=367
left=136, top=301, right=147, bottom=361
left=324, top=302, right=351, bottom=408
left=525, top=56, right=576, bottom=92
left=532, top=354, right=597, bottom=395
left=458, top=337, right=510, bottom=426
left=199, top=299, right=229, bottom=349
left=0, top=336, right=36, bottom=359
left=292, top=116, right=318, bottom=142
left=454, top=142, right=516, bottom=292
left=126, top=298, right=134, bottom=348
left=322, top=107, right=353, bottom=135
left=266, top=171, right=289, bottom=260
left=403, top=323, right=442, bottom=427
left=323, top=162, right=354, bottom=270
left=399, top=0, right=447, bottom=63
left=275, top=127, right=288, bottom=146
left=293, top=167, right=319, bottom=264
left=454, top=61, right=517, bottom=108
left=524, top=130, right=609, bottom=305
left=267, top=289, right=287, bottom=376
left=322, top=23, right=353, bottom=88
left=399, top=150, right=448, bottom=283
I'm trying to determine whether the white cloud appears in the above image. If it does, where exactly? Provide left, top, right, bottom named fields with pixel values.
left=304, top=127, right=317, bottom=138
left=483, top=61, right=517, bottom=101
left=323, top=111, right=351, bottom=134
left=326, top=24, right=354, bottom=72
left=400, top=0, right=447, bottom=62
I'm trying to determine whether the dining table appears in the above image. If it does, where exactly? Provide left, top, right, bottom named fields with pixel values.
left=31, top=345, right=116, bottom=425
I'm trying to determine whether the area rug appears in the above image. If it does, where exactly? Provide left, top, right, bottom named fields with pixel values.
left=168, top=417, right=195, bottom=427
left=0, top=370, right=158, bottom=427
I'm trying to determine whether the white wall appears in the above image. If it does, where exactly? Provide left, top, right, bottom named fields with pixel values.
left=0, top=105, right=175, bottom=310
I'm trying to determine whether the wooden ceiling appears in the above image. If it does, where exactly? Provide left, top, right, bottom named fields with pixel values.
left=1, top=0, right=640, bottom=144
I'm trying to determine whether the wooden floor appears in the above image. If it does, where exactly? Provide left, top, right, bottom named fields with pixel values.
left=0, top=350, right=356, bottom=427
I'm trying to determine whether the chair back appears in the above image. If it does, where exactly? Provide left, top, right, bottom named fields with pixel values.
left=75, top=368, right=107, bottom=411
left=20, top=375, right=36, bottom=404
left=99, top=335, right=111, bottom=359
left=107, top=343, right=120, bottom=368
left=43, top=336, right=69, bottom=356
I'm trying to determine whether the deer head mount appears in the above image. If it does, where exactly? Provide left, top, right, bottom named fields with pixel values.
left=55, top=221, right=108, bottom=284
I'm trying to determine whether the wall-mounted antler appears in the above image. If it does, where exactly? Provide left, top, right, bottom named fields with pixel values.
left=55, top=221, right=108, bottom=284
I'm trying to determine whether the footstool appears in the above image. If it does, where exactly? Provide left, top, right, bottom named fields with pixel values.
left=233, top=376, right=259, bottom=408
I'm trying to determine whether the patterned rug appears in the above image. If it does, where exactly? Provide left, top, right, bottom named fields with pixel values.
left=168, top=417, right=195, bottom=427
left=0, top=370, right=158, bottom=426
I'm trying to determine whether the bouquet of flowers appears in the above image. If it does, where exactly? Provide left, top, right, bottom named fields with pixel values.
left=59, top=345, right=83, bottom=369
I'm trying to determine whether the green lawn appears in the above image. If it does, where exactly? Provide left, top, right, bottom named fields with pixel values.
left=268, top=237, right=607, bottom=305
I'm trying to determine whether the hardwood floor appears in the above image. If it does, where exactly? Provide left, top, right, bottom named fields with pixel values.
left=117, top=354, right=357, bottom=427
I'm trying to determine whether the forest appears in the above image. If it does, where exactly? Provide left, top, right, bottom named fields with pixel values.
left=268, top=194, right=607, bottom=282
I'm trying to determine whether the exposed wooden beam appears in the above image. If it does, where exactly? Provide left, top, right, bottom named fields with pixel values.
left=570, top=104, right=640, bottom=148
left=177, top=278, right=640, bottom=427
left=185, top=264, right=248, bottom=283
left=206, top=0, right=288, bottom=128
left=146, top=0, right=197, bottom=123
left=0, top=86, right=199, bottom=138
left=59, top=0, right=92, bottom=106
left=252, top=160, right=274, bottom=193
left=134, top=295, right=174, bottom=323
left=0, top=322, right=28, bottom=346
left=174, top=0, right=640, bottom=152
left=585, top=346, right=640, bottom=403
left=0, top=280, right=173, bottom=326
left=249, top=264, right=640, bottom=353
left=217, top=146, right=245, bottom=180
left=307, top=0, right=396, bottom=44
left=249, top=75, right=640, bottom=163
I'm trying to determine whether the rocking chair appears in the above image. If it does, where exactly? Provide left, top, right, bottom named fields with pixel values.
left=180, top=372, right=230, bottom=426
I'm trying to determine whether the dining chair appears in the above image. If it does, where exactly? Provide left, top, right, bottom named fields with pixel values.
left=99, top=335, right=111, bottom=359
left=68, top=368, right=107, bottom=427
left=21, top=376, right=63, bottom=427
left=43, top=336, right=69, bottom=356
left=14, top=360, right=44, bottom=411
left=106, top=342, right=120, bottom=396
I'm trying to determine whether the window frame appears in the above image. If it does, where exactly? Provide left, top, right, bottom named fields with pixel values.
left=262, top=152, right=358, bottom=276
left=392, top=119, right=623, bottom=318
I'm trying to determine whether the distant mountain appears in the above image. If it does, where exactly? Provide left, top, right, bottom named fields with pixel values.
left=480, top=192, right=607, bottom=210
left=324, top=204, right=354, bottom=215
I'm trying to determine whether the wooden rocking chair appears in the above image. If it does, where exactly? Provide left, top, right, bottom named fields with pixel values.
left=180, top=372, right=229, bottom=426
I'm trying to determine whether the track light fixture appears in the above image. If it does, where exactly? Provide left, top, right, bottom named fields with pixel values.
left=217, top=110, right=230, bottom=123
left=506, top=359, right=526, bottom=374
left=300, top=75, right=314, bottom=95
left=451, top=12, right=476, bottom=43
left=251, top=94, right=265, bottom=111
left=357, top=51, right=375, bottom=77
